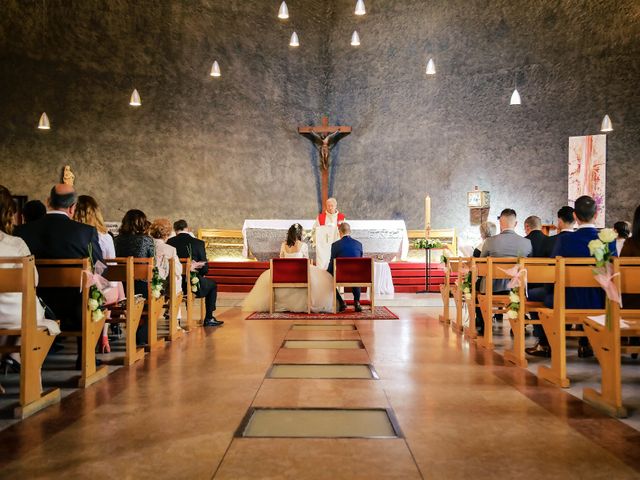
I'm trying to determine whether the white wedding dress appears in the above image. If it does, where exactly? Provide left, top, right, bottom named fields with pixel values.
left=242, top=243, right=335, bottom=313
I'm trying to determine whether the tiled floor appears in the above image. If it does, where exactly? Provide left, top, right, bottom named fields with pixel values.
left=0, top=298, right=639, bottom=479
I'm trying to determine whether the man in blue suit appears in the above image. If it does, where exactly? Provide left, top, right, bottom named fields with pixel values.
left=327, top=222, right=364, bottom=312
left=527, top=196, right=615, bottom=358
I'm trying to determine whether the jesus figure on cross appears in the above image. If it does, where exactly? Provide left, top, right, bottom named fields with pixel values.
left=298, top=116, right=351, bottom=211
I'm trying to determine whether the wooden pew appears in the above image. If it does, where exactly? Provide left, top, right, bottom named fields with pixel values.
left=503, top=258, right=556, bottom=368
left=102, top=257, right=146, bottom=366
left=0, top=256, right=61, bottom=418
left=438, top=259, right=451, bottom=324
left=474, top=258, right=519, bottom=349
left=167, top=257, right=184, bottom=342
left=537, top=257, right=601, bottom=388
left=179, top=257, right=206, bottom=331
left=36, top=258, right=109, bottom=388
left=448, top=257, right=471, bottom=334
left=583, top=257, right=640, bottom=417
left=464, top=257, right=480, bottom=340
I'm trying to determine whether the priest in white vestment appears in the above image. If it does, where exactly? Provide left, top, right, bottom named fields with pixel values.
left=313, top=198, right=345, bottom=269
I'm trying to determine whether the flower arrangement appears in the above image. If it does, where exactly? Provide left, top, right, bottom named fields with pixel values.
left=460, top=270, right=472, bottom=300
left=414, top=238, right=444, bottom=250
left=150, top=243, right=164, bottom=299
left=506, top=288, right=521, bottom=320
left=587, top=228, right=620, bottom=330
left=87, top=244, right=107, bottom=322
left=186, top=244, right=200, bottom=294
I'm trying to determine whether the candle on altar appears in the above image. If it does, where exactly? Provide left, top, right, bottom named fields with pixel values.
left=425, top=195, right=431, bottom=235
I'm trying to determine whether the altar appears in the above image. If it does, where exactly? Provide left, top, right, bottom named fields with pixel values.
left=242, top=219, right=410, bottom=263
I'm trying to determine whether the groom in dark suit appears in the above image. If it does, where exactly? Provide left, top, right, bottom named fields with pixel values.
left=327, top=222, right=364, bottom=312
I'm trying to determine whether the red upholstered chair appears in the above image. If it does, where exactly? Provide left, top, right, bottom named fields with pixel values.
left=270, top=258, right=311, bottom=313
left=333, top=257, right=375, bottom=313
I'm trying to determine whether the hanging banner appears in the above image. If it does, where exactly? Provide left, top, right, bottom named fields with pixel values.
left=568, top=135, right=606, bottom=227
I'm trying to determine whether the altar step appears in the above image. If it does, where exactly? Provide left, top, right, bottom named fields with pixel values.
left=206, top=261, right=456, bottom=294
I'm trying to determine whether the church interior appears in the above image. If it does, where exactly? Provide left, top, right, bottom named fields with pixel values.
left=1, top=1, right=640, bottom=478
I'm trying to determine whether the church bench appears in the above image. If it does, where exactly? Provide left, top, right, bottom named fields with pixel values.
left=101, top=257, right=146, bottom=366
left=166, top=257, right=184, bottom=342
left=179, top=257, right=205, bottom=331
left=444, top=257, right=471, bottom=334
left=464, top=257, right=480, bottom=340
left=536, top=258, right=601, bottom=388
left=503, top=258, right=556, bottom=368
left=0, top=256, right=61, bottom=418
left=583, top=258, right=640, bottom=417
left=438, top=259, right=451, bottom=325
left=474, top=257, right=520, bottom=350
left=35, top=258, right=109, bottom=388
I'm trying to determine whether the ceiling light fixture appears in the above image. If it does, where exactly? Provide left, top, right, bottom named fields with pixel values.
left=290, top=31, right=300, bottom=47
left=210, top=60, right=221, bottom=77
left=600, top=114, right=613, bottom=132
left=351, top=31, right=361, bottom=46
left=278, top=1, right=289, bottom=20
left=37, top=112, right=50, bottom=130
left=130, top=89, right=141, bottom=107
left=355, top=0, right=366, bottom=15
left=425, top=58, right=436, bottom=75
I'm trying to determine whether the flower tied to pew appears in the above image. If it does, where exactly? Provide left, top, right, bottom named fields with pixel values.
left=499, top=263, right=527, bottom=320
left=588, top=228, right=622, bottom=330
left=84, top=244, right=108, bottom=322
left=150, top=242, right=164, bottom=299
left=459, top=262, right=472, bottom=300
left=186, top=244, right=203, bottom=294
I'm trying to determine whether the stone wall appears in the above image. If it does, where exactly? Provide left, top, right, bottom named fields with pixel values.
left=1, top=0, right=639, bottom=242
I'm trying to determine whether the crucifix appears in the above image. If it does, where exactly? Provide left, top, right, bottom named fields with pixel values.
left=298, top=116, right=351, bottom=211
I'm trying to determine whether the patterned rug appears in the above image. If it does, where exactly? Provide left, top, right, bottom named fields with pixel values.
left=245, top=306, right=399, bottom=320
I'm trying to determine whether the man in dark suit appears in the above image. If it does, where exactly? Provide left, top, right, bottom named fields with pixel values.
left=526, top=206, right=575, bottom=357
left=526, top=197, right=614, bottom=358
left=167, top=220, right=222, bottom=327
left=327, top=222, right=364, bottom=312
left=15, top=184, right=103, bottom=369
left=524, top=216, right=554, bottom=258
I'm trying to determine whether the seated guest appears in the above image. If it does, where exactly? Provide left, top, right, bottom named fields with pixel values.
left=74, top=195, right=116, bottom=352
left=13, top=200, right=47, bottom=238
left=114, top=210, right=156, bottom=344
left=614, top=220, right=630, bottom=256
left=526, top=206, right=576, bottom=357
left=524, top=215, right=554, bottom=258
left=476, top=209, right=532, bottom=335
left=620, top=205, right=640, bottom=309
left=534, top=195, right=615, bottom=359
left=280, top=223, right=309, bottom=258
left=327, top=222, right=364, bottom=313
left=149, top=218, right=183, bottom=295
left=0, top=187, right=60, bottom=374
left=14, top=184, right=102, bottom=370
left=167, top=220, right=222, bottom=327
left=473, top=221, right=497, bottom=258
left=74, top=195, right=115, bottom=259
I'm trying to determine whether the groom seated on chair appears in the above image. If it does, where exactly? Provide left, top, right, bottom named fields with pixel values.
left=327, top=222, right=364, bottom=313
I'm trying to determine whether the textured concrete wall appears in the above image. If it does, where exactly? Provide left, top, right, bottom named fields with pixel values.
left=1, top=0, right=639, bottom=239
left=0, top=0, right=328, bottom=229
left=326, top=0, right=640, bottom=241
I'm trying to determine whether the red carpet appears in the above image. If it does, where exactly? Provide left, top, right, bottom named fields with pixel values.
left=245, top=306, right=399, bottom=320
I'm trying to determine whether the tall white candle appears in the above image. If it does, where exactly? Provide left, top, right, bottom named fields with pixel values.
left=425, top=195, right=431, bottom=234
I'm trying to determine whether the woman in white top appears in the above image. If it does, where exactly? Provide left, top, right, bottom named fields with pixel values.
left=0, top=187, right=60, bottom=378
left=243, top=223, right=334, bottom=313
left=73, top=195, right=116, bottom=352
left=149, top=218, right=183, bottom=294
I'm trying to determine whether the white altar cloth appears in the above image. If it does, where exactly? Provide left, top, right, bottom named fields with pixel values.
left=242, top=219, right=409, bottom=262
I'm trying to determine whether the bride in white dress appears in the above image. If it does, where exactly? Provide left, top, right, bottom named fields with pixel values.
left=242, top=224, right=335, bottom=313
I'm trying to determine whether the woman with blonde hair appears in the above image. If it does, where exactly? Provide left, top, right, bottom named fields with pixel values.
left=73, top=195, right=115, bottom=259
left=74, top=195, right=116, bottom=352
left=149, top=218, right=183, bottom=296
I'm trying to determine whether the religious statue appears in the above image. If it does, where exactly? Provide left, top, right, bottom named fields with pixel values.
left=309, top=130, right=341, bottom=170
left=61, top=165, right=75, bottom=186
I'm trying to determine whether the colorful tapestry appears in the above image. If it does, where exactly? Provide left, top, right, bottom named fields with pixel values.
left=568, top=135, right=606, bottom=227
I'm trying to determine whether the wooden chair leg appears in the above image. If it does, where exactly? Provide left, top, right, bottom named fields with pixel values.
left=504, top=313, right=527, bottom=368
left=169, top=293, right=184, bottom=342
left=124, top=301, right=145, bottom=366
left=476, top=296, right=494, bottom=349
left=538, top=310, right=570, bottom=388
left=464, top=299, right=477, bottom=339
left=200, top=297, right=206, bottom=323
left=16, top=330, right=61, bottom=419
left=439, top=285, right=450, bottom=324
left=79, top=316, right=109, bottom=388
left=146, top=296, right=166, bottom=352
left=583, top=322, right=627, bottom=417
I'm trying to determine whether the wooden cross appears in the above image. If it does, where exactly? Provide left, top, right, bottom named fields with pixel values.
left=298, top=116, right=351, bottom=211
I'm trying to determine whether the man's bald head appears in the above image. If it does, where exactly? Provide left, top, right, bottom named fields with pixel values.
left=339, top=222, right=351, bottom=237
left=49, top=184, right=78, bottom=210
